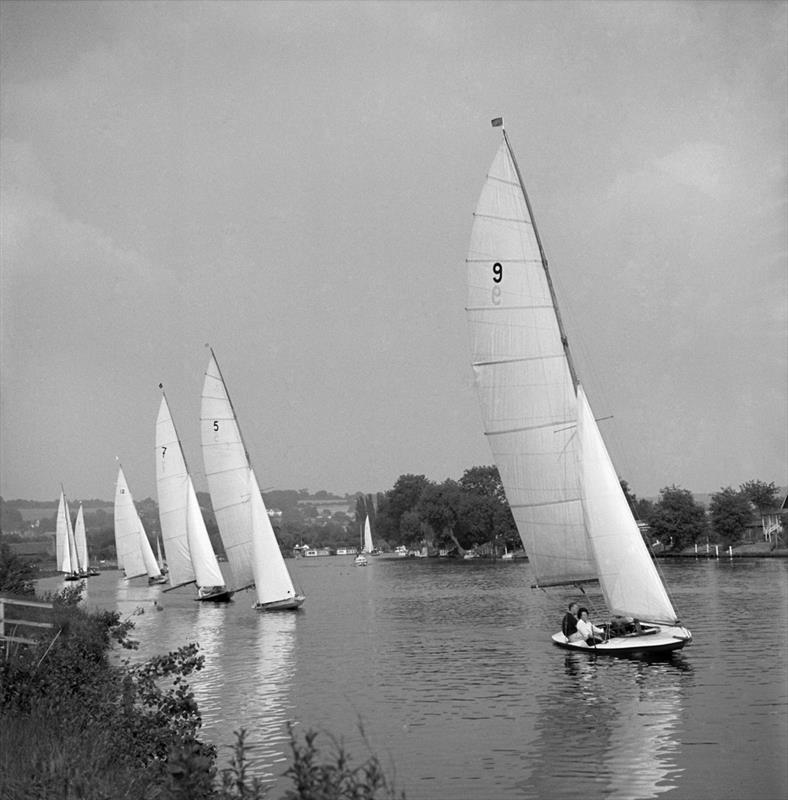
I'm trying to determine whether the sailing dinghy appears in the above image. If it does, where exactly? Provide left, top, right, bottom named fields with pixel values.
left=466, top=120, right=691, bottom=655
left=74, top=503, right=99, bottom=576
left=200, top=348, right=304, bottom=610
left=156, top=391, right=232, bottom=601
left=114, top=464, right=167, bottom=584
left=56, top=488, right=82, bottom=581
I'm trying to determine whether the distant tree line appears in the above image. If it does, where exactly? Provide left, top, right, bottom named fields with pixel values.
left=620, top=479, right=783, bottom=551
left=1, top=477, right=783, bottom=561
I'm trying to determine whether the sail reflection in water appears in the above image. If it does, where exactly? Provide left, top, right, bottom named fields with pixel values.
left=528, top=653, right=689, bottom=799
left=203, top=612, right=297, bottom=785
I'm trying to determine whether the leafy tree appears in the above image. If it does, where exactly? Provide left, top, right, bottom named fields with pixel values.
left=0, top=499, right=24, bottom=533
left=416, top=480, right=462, bottom=550
left=458, top=466, right=507, bottom=504
left=634, top=496, right=654, bottom=522
left=619, top=479, right=638, bottom=517
left=398, top=511, right=422, bottom=547
left=709, top=487, right=753, bottom=546
left=458, top=466, right=518, bottom=552
left=376, top=474, right=431, bottom=544
left=739, top=480, right=780, bottom=512
left=646, top=485, right=708, bottom=551
left=0, top=542, right=37, bottom=595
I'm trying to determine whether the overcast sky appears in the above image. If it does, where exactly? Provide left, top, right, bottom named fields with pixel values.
left=1, top=0, right=786, bottom=503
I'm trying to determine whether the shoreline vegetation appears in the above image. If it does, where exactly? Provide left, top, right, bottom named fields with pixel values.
left=0, top=546, right=404, bottom=800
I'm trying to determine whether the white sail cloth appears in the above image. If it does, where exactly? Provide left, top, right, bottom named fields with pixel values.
left=156, top=395, right=225, bottom=590
left=201, top=351, right=298, bottom=606
left=577, top=386, right=678, bottom=624
left=466, top=139, right=595, bottom=586
left=114, top=465, right=160, bottom=580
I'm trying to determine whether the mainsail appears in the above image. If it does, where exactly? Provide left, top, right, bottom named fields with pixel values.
left=56, top=489, right=78, bottom=574
left=114, top=465, right=159, bottom=580
left=156, top=393, right=226, bottom=591
left=466, top=134, right=595, bottom=586
left=200, top=349, right=299, bottom=606
left=363, top=516, right=374, bottom=553
left=200, top=353, right=256, bottom=591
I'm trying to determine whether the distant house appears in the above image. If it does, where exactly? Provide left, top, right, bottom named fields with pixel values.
left=741, top=497, right=786, bottom=546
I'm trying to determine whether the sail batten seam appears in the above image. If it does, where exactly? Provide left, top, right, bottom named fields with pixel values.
left=485, top=419, right=575, bottom=436
left=473, top=354, right=564, bottom=366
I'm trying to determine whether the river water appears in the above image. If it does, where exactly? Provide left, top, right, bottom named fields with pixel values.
left=38, top=556, right=788, bottom=800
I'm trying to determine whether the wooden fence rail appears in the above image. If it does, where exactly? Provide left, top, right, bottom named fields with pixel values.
left=0, top=594, right=55, bottom=646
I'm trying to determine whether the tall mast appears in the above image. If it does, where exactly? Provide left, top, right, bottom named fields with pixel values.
left=499, top=122, right=579, bottom=390
left=206, top=345, right=253, bottom=465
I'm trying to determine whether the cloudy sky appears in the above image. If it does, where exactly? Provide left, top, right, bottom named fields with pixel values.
left=1, top=1, right=786, bottom=503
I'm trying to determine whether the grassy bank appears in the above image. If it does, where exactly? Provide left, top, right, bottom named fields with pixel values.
left=0, top=580, right=403, bottom=800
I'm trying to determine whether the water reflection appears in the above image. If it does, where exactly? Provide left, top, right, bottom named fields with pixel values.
left=209, top=611, right=297, bottom=785
left=528, top=652, right=687, bottom=800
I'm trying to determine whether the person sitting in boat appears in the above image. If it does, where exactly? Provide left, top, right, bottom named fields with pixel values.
left=609, top=616, right=629, bottom=637
left=576, top=607, right=605, bottom=646
left=561, top=602, right=584, bottom=642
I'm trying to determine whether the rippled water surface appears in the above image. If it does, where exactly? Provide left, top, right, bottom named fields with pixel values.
left=40, top=557, right=788, bottom=799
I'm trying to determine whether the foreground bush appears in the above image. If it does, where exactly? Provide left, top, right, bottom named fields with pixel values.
left=0, top=584, right=402, bottom=799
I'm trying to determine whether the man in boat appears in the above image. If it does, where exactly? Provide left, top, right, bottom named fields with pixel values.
left=561, top=602, right=584, bottom=642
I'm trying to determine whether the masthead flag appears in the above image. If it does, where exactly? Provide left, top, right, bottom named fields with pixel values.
left=491, top=117, right=504, bottom=128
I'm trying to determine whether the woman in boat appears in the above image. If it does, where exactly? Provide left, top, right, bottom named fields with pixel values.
left=561, top=602, right=584, bottom=642
left=576, top=607, right=604, bottom=646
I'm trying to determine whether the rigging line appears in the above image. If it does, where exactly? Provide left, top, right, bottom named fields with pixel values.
left=486, top=174, right=520, bottom=188
left=472, top=212, right=530, bottom=224
left=501, top=128, right=579, bottom=390
left=554, top=415, right=612, bottom=434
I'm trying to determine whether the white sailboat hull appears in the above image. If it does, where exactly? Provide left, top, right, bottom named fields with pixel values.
left=253, top=594, right=306, bottom=611
left=551, top=625, right=692, bottom=656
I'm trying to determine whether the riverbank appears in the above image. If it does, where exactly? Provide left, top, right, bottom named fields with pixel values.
left=656, top=542, right=788, bottom=559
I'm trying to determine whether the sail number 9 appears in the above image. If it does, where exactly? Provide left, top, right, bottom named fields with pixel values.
left=491, top=262, right=503, bottom=305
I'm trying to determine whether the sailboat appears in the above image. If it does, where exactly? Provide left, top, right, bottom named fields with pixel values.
left=156, top=391, right=232, bottom=601
left=466, top=119, right=692, bottom=655
left=200, top=348, right=304, bottom=610
left=74, top=503, right=99, bottom=576
left=113, top=464, right=167, bottom=584
left=55, top=488, right=82, bottom=581
left=363, top=496, right=380, bottom=555
left=354, top=517, right=369, bottom=566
